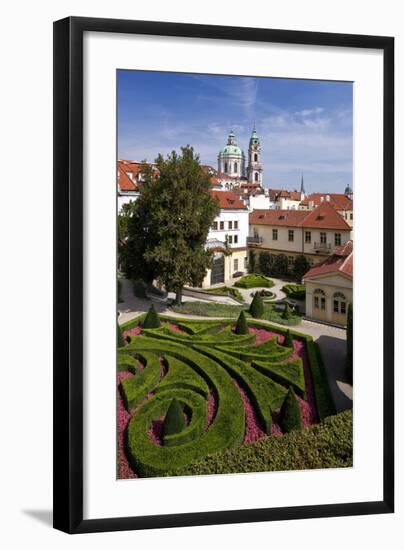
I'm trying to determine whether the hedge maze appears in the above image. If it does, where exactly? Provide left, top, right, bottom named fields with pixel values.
left=118, top=316, right=334, bottom=478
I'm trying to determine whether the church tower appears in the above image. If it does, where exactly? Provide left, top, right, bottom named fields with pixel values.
left=218, top=130, right=245, bottom=179
left=247, top=126, right=263, bottom=184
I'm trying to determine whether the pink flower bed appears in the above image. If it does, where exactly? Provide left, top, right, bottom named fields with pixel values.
left=233, top=381, right=267, bottom=443
left=117, top=371, right=137, bottom=479
left=205, top=390, right=218, bottom=429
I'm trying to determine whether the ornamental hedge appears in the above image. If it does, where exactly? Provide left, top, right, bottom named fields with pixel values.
left=234, top=274, right=274, bottom=289
left=118, top=314, right=338, bottom=478
left=279, top=387, right=302, bottom=433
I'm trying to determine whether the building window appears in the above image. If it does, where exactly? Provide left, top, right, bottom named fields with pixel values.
left=234, top=235, right=238, bottom=244
left=335, top=233, right=341, bottom=246
left=333, top=292, right=347, bottom=315
left=314, top=288, right=326, bottom=311
left=234, top=258, right=239, bottom=272
left=220, top=221, right=224, bottom=230
left=254, top=153, right=258, bottom=162
left=305, top=231, right=311, bottom=243
left=288, top=256, right=294, bottom=266
left=255, top=172, right=259, bottom=182
left=320, top=232, right=327, bottom=244
left=234, top=162, right=238, bottom=173
left=228, top=221, right=233, bottom=230
left=288, top=229, right=294, bottom=242
left=212, top=221, right=218, bottom=231
left=244, top=256, right=248, bottom=268
left=350, top=213, right=353, bottom=220
left=228, top=235, right=233, bottom=244
left=224, top=162, right=228, bottom=173
left=234, top=220, right=238, bottom=230
left=272, top=229, right=278, bottom=240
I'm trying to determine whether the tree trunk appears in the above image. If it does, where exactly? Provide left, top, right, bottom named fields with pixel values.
left=175, top=288, right=183, bottom=305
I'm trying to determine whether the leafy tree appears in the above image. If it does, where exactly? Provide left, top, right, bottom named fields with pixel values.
left=258, top=251, right=273, bottom=276
left=272, top=254, right=289, bottom=277
left=122, top=147, right=219, bottom=304
left=235, top=310, right=248, bottom=334
left=283, top=329, right=293, bottom=348
left=143, top=304, right=161, bottom=329
left=249, top=292, right=264, bottom=319
left=346, top=303, right=353, bottom=384
left=282, top=303, right=292, bottom=320
left=280, top=387, right=302, bottom=432
left=293, top=254, right=311, bottom=281
left=248, top=250, right=256, bottom=273
left=117, top=323, right=125, bottom=347
left=162, top=399, right=186, bottom=441
left=118, top=202, right=136, bottom=269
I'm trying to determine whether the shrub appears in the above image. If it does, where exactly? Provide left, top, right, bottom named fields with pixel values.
left=162, top=398, right=186, bottom=440
left=284, top=329, right=293, bottom=348
left=234, top=274, right=274, bottom=289
left=117, top=323, right=125, bottom=347
left=293, top=254, right=311, bottom=281
left=168, top=410, right=353, bottom=476
left=272, top=254, right=289, bottom=278
left=279, top=387, right=302, bottom=433
left=235, top=311, right=248, bottom=334
left=143, top=304, right=161, bottom=329
left=258, top=251, right=273, bottom=276
left=156, top=356, right=209, bottom=397
left=282, top=283, right=306, bottom=300
left=248, top=250, right=256, bottom=273
left=249, top=292, right=264, bottom=318
left=120, top=352, right=161, bottom=410
left=133, top=278, right=148, bottom=298
left=252, top=359, right=306, bottom=398
left=306, top=340, right=336, bottom=420
left=282, top=303, right=292, bottom=320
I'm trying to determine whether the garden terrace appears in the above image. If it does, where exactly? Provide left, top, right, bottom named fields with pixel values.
left=117, top=315, right=337, bottom=478
left=234, top=274, right=274, bottom=289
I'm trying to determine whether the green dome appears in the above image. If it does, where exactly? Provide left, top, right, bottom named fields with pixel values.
left=220, top=145, right=243, bottom=156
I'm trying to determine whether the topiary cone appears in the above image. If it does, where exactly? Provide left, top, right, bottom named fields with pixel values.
left=279, top=387, right=302, bottom=433
left=283, top=329, right=293, bottom=348
left=162, top=398, right=186, bottom=441
left=282, top=303, right=292, bottom=320
left=143, top=303, right=161, bottom=329
left=235, top=310, right=249, bottom=334
left=249, top=291, right=264, bottom=319
left=117, top=322, right=125, bottom=347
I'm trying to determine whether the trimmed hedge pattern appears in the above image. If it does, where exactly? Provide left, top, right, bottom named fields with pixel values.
left=118, top=314, right=337, bottom=477
left=234, top=274, right=274, bottom=289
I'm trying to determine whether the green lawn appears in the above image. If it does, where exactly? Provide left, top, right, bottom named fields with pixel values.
left=204, top=286, right=244, bottom=302
left=170, top=301, right=301, bottom=326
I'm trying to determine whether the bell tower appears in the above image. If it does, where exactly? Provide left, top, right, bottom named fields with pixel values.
left=247, top=126, right=262, bottom=184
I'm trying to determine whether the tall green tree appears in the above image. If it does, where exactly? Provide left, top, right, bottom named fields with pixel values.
left=248, top=250, right=256, bottom=273
left=122, top=147, right=219, bottom=304
left=293, top=254, right=311, bottom=281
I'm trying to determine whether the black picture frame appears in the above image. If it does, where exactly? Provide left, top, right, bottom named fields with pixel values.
left=53, top=16, right=394, bottom=534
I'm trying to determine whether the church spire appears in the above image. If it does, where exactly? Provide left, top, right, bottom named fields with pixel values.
left=300, top=173, right=306, bottom=196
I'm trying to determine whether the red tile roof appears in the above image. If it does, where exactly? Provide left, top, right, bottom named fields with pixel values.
left=303, top=240, right=353, bottom=279
left=250, top=202, right=351, bottom=230
left=211, top=190, right=247, bottom=210
left=117, top=163, right=138, bottom=191
left=300, top=193, right=353, bottom=210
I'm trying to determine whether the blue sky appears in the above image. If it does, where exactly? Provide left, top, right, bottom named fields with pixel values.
left=118, top=70, right=353, bottom=193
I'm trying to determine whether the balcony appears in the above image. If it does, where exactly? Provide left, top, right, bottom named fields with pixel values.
left=247, top=236, right=263, bottom=245
left=313, top=242, right=332, bottom=253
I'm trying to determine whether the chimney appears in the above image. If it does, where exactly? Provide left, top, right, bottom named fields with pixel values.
left=326, top=195, right=330, bottom=202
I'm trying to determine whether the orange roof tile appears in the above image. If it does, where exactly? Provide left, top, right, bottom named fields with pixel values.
left=211, top=190, right=247, bottom=210
left=303, top=240, right=353, bottom=279
left=250, top=202, right=351, bottom=230
left=300, top=193, right=353, bottom=210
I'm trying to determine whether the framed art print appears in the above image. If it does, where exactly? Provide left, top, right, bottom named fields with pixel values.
left=53, top=17, right=394, bottom=533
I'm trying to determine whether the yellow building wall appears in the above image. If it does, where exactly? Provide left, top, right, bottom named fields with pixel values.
left=304, top=273, right=353, bottom=326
